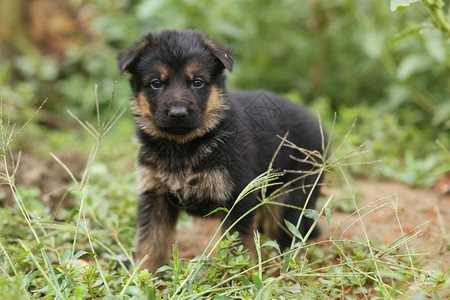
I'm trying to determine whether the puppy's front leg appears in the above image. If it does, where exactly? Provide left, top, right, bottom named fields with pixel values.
left=135, top=191, right=179, bottom=273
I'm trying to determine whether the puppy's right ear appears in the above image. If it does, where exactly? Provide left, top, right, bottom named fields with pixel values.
left=118, top=39, right=148, bottom=74
left=202, top=37, right=234, bottom=73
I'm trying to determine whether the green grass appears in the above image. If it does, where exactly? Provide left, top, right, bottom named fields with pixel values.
left=1, top=93, right=449, bottom=299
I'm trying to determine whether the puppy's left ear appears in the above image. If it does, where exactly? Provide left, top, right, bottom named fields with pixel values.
left=118, top=40, right=148, bottom=74
left=202, top=37, right=234, bottom=72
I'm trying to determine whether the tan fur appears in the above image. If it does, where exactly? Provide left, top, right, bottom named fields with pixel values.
left=241, top=233, right=257, bottom=260
left=184, top=61, right=200, bottom=81
left=254, top=203, right=284, bottom=240
left=136, top=40, right=148, bottom=52
left=131, top=86, right=228, bottom=144
left=136, top=91, right=152, bottom=118
left=136, top=165, right=164, bottom=195
left=204, top=86, right=226, bottom=118
left=201, top=38, right=233, bottom=72
left=137, top=164, right=233, bottom=204
left=120, top=40, right=149, bottom=73
left=135, top=198, right=176, bottom=272
left=155, top=63, right=169, bottom=82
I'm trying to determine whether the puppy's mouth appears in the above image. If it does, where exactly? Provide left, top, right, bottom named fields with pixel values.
left=162, top=126, right=196, bottom=135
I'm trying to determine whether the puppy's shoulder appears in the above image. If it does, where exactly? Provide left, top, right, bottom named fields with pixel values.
left=228, top=89, right=296, bottom=107
left=227, top=89, right=311, bottom=117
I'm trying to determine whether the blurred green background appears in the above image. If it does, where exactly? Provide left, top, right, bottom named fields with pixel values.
left=0, top=0, right=448, bottom=186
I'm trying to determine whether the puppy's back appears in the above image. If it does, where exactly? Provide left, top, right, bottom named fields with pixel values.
left=227, top=90, right=325, bottom=151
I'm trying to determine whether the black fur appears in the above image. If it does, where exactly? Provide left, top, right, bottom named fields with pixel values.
left=119, top=30, right=327, bottom=273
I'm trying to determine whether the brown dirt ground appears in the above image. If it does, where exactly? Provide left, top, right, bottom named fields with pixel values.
left=176, top=179, right=450, bottom=270
left=0, top=152, right=87, bottom=211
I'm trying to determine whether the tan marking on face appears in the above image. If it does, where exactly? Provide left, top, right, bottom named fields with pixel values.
left=205, top=86, right=226, bottom=116
left=131, top=92, right=167, bottom=139
left=136, top=91, right=152, bottom=118
left=155, top=64, right=169, bottom=82
left=184, top=61, right=200, bottom=81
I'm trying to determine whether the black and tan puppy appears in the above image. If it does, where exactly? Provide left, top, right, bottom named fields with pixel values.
left=118, top=30, right=326, bottom=272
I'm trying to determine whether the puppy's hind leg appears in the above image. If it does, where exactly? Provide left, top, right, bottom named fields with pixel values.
left=135, top=191, right=179, bottom=274
left=277, top=187, right=321, bottom=249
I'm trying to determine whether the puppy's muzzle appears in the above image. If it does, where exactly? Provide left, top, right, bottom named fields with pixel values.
left=168, top=106, right=188, bottom=122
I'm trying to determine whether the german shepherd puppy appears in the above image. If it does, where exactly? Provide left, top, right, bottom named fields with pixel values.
left=118, top=30, right=326, bottom=273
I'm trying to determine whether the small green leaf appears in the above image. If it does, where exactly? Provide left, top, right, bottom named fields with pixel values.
left=68, top=208, right=80, bottom=221
left=22, top=270, right=41, bottom=289
left=191, top=255, right=207, bottom=263
left=31, top=284, right=50, bottom=293
left=72, top=250, right=95, bottom=260
left=411, top=290, right=426, bottom=300
left=60, top=250, right=71, bottom=264
left=293, top=241, right=306, bottom=249
left=204, top=207, right=229, bottom=217
left=36, top=243, right=44, bottom=250
left=92, top=279, right=103, bottom=287
left=155, top=265, right=172, bottom=274
left=363, top=30, right=385, bottom=58
left=390, top=0, right=420, bottom=12
left=86, top=252, right=96, bottom=257
left=281, top=253, right=291, bottom=274
left=397, top=55, right=430, bottom=80
left=304, top=209, right=320, bottom=220
left=146, top=285, right=157, bottom=300
left=261, top=240, right=281, bottom=254
left=423, top=29, right=446, bottom=63
left=238, top=275, right=252, bottom=286
left=284, top=219, right=303, bottom=239
left=251, top=274, right=263, bottom=290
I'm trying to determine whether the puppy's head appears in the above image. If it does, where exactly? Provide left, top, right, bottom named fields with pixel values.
left=118, top=30, right=234, bottom=143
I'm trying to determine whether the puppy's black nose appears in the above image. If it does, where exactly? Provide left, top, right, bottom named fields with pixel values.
left=168, top=106, right=188, bottom=121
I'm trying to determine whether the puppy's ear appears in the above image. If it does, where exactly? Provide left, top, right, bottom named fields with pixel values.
left=202, top=37, right=234, bottom=72
left=118, top=39, right=148, bottom=74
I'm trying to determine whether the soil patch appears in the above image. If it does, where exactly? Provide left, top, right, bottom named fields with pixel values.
left=175, top=179, right=449, bottom=269
left=0, top=152, right=87, bottom=211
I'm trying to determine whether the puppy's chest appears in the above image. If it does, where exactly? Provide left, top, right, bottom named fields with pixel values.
left=137, top=165, right=233, bottom=205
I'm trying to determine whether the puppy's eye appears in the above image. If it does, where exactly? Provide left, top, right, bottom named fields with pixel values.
left=192, top=79, right=204, bottom=88
left=150, top=80, right=162, bottom=90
